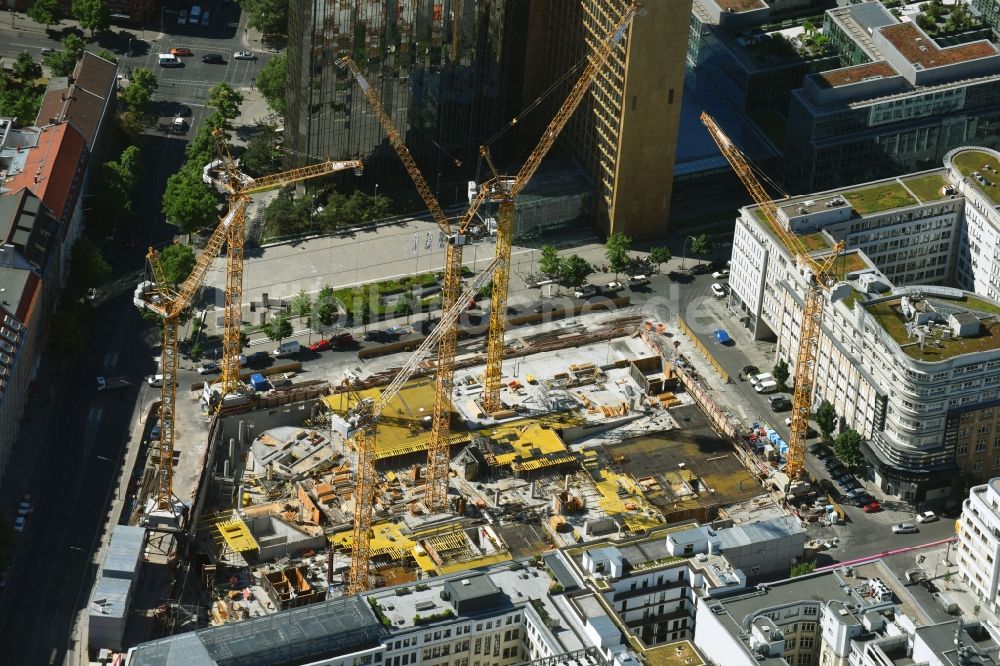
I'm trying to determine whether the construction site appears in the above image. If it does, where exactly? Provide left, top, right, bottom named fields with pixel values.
left=100, top=3, right=827, bottom=652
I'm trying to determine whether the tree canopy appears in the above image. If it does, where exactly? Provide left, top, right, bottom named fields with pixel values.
left=162, top=165, right=220, bottom=233
left=266, top=314, right=293, bottom=342
left=121, top=67, right=158, bottom=126
left=815, top=400, right=837, bottom=440
left=68, top=236, right=111, bottom=287
left=255, top=52, right=286, bottom=115
left=690, top=233, right=713, bottom=258
left=91, top=145, right=143, bottom=232
left=13, top=52, right=42, bottom=84
left=539, top=245, right=561, bottom=279
left=27, top=0, right=62, bottom=27
left=239, top=0, right=289, bottom=36
left=72, top=0, right=109, bottom=35
left=240, top=124, right=282, bottom=176
left=649, top=246, right=671, bottom=268
left=834, top=429, right=864, bottom=467
left=605, top=233, right=631, bottom=274
left=207, top=82, right=244, bottom=121
left=560, top=255, right=592, bottom=287
left=772, top=359, right=789, bottom=390
left=158, top=243, right=197, bottom=288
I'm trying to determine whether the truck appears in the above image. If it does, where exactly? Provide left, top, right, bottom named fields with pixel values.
left=272, top=340, right=301, bottom=358
left=249, top=373, right=270, bottom=392
left=96, top=376, right=132, bottom=391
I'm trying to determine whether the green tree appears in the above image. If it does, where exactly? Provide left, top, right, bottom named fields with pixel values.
left=815, top=400, right=837, bottom=441
left=240, top=123, right=281, bottom=176
left=162, top=165, right=220, bottom=233
left=790, top=560, right=817, bottom=577
left=352, top=298, right=372, bottom=330
left=0, top=72, right=43, bottom=121
left=184, top=110, right=226, bottom=164
left=605, top=232, right=631, bottom=275
left=264, top=188, right=315, bottom=236
left=649, top=246, right=671, bottom=271
left=96, top=48, right=118, bottom=65
left=266, top=314, right=293, bottom=343
left=255, top=52, right=286, bottom=114
left=239, top=0, right=289, bottom=36
left=834, top=429, right=864, bottom=467
left=207, top=82, right=244, bottom=121
left=772, top=358, right=789, bottom=391
left=68, top=236, right=111, bottom=287
left=62, top=32, right=85, bottom=57
left=13, top=52, right=42, bottom=84
left=690, top=233, right=713, bottom=260
left=539, top=244, right=562, bottom=279
left=394, top=292, right=415, bottom=321
left=28, top=0, right=62, bottom=28
left=290, top=289, right=312, bottom=320
left=560, top=254, right=592, bottom=287
left=315, top=287, right=338, bottom=327
left=158, top=243, right=196, bottom=287
left=72, top=0, right=110, bottom=36
left=801, top=20, right=815, bottom=34
left=49, top=300, right=88, bottom=358
left=121, top=67, right=158, bottom=123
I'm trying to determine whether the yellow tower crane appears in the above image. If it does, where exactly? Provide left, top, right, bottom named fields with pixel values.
left=205, top=128, right=363, bottom=402
left=346, top=256, right=501, bottom=594
left=137, top=142, right=361, bottom=515
left=337, top=55, right=468, bottom=513
left=472, top=1, right=645, bottom=414
left=700, top=112, right=845, bottom=479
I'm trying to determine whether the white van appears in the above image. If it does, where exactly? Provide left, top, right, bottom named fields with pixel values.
left=272, top=340, right=301, bottom=358
left=189, top=5, right=202, bottom=24
left=749, top=372, right=773, bottom=388
left=755, top=379, right=778, bottom=394
left=158, top=53, right=181, bottom=67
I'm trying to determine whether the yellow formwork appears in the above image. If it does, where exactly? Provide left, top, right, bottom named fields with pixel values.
left=329, top=521, right=417, bottom=561
left=585, top=462, right=663, bottom=532
left=216, top=518, right=259, bottom=553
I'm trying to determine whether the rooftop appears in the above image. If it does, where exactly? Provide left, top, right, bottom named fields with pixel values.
left=950, top=148, right=1000, bottom=206
left=842, top=181, right=917, bottom=214
left=1, top=122, right=87, bottom=222
left=901, top=172, right=952, bottom=203
left=712, top=0, right=766, bottom=11
left=127, top=595, right=384, bottom=666
left=35, top=51, right=117, bottom=148
left=863, top=292, right=1000, bottom=360
left=815, top=61, right=897, bottom=88
left=880, top=22, right=998, bottom=68
left=643, top=640, right=706, bottom=666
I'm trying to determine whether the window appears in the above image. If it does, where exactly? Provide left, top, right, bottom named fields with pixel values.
left=801, top=636, right=815, bottom=649
left=802, top=622, right=816, bottom=632
left=804, top=606, right=818, bottom=615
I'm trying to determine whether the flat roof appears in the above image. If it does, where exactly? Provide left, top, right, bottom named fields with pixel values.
left=950, top=148, right=1000, bottom=206
left=901, top=172, right=952, bottom=203
left=815, top=62, right=897, bottom=88
left=863, top=292, right=1000, bottom=360
left=128, top=595, right=384, bottom=666
left=104, top=525, right=145, bottom=578
left=842, top=181, right=917, bottom=214
left=880, top=23, right=998, bottom=68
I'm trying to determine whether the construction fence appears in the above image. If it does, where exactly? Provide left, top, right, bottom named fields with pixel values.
left=675, top=316, right=730, bottom=384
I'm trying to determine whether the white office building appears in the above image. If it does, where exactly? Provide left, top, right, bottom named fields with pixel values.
left=728, top=146, right=1000, bottom=503
left=959, top=478, right=1000, bottom=611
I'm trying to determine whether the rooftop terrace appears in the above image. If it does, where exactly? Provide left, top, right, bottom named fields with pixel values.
left=880, top=22, right=997, bottom=68
left=901, top=172, right=952, bottom=203
left=950, top=149, right=1000, bottom=206
left=815, top=61, right=897, bottom=88
left=863, top=293, right=1000, bottom=360
left=842, top=181, right=917, bottom=214
left=713, top=0, right=766, bottom=12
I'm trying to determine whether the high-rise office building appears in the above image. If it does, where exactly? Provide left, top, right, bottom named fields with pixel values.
left=522, top=0, right=692, bottom=239
left=286, top=1, right=529, bottom=198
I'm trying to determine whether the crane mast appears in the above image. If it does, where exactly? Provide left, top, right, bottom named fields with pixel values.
left=337, top=55, right=467, bottom=512
left=700, top=112, right=844, bottom=479
left=473, top=1, right=645, bottom=414
left=347, top=257, right=501, bottom=594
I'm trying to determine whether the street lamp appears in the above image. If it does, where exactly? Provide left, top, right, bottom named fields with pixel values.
left=681, top=235, right=697, bottom=269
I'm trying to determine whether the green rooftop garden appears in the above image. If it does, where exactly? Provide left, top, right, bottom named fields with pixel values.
left=843, top=182, right=917, bottom=214
left=951, top=149, right=1000, bottom=206
left=864, top=297, right=1000, bottom=360
left=903, top=173, right=951, bottom=202
left=830, top=251, right=870, bottom=279
left=800, top=231, right=831, bottom=252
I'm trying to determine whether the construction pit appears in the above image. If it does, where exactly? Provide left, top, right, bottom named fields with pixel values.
left=168, top=312, right=771, bottom=628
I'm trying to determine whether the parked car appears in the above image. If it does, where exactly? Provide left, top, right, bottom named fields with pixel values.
left=854, top=493, right=875, bottom=507
left=574, top=285, right=597, bottom=299
left=17, top=499, right=32, bottom=516
left=916, top=510, right=938, bottom=523
left=310, top=339, right=332, bottom=352
left=246, top=351, right=270, bottom=365
left=197, top=362, right=219, bottom=375
left=41, top=47, right=54, bottom=56
left=689, top=263, right=710, bottom=275
left=331, top=332, right=354, bottom=348
left=13, top=516, right=25, bottom=533
left=604, top=281, right=623, bottom=292
left=626, top=275, right=649, bottom=288
left=177, top=10, right=187, bottom=24
left=85, top=287, right=97, bottom=303
left=712, top=269, right=729, bottom=279
left=149, top=425, right=161, bottom=440
left=892, top=522, right=918, bottom=534
left=169, top=47, right=193, bottom=56
left=201, top=53, right=225, bottom=64
left=863, top=501, right=882, bottom=513
left=739, top=365, right=759, bottom=380
left=920, top=579, right=939, bottom=593
left=233, top=50, right=257, bottom=60
left=807, top=442, right=827, bottom=456
left=201, top=10, right=210, bottom=25
left=711, top=283, right=726, bottom=298
left=146, top=375, right=164, bottom=388
left=238, top=354, right=248, bottom=367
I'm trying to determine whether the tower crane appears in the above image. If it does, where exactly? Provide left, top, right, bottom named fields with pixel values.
left=469, top=1, right=644, bottom=414
left=700, top=112, right=845, bottom=479
left=136, top=143, right=361, bottom=516
left=346, top=256, right=501, bottom=594
left=337, top=55, right=469, bottom=513
left=205, top=128, right=362, bottom=402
